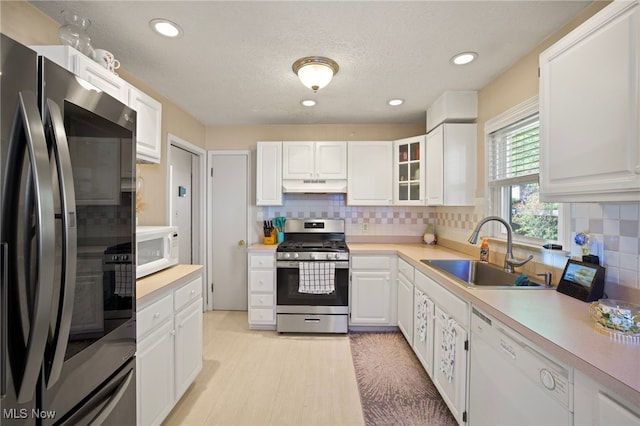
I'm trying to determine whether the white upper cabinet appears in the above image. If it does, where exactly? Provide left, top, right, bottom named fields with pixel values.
left=393, top=135, right=426, bottom=205
left=30, top=45, right=128, bottom=103
left=425, top=123, right=476, bottom=206
left=539, top=0, right=640, bottom=202
left=347, top=141, right=393, bottom=205
left=256, top=142, right=283, bottom=206
left=30, top=45, right=163, bottom=165
left=282, top=141, right=347, bottom=180
left=129, top=87, right=162, bottom=164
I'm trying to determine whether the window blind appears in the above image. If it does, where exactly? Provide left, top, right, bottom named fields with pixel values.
left=488, top=114, right=540, bottom=184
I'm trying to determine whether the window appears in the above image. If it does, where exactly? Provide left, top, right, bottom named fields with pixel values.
left=485, top=97, right=566, bottom=245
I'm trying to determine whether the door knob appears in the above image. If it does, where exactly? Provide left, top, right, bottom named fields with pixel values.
left=238, top=240, right=246, bottom=246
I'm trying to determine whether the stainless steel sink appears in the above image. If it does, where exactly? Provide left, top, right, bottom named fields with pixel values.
left=421, top=259, right=548, bottom=289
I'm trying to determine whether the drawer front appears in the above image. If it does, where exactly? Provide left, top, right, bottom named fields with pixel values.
left=398, top=258, right=415, bottom=281
left=175, top=277, right=203, bottom=311
left=415, top=270, right=468, bottom=325
left=249, top=308, right=275, bottom=324
left=250, top=293, right=274, bottom=308
left=250, top=254, right=275, bottom=269
left=351, top=255, right=392, bottom=270
left=137, top=293, right=173, bottom=339
left=250, top=270, right=275, bottom=292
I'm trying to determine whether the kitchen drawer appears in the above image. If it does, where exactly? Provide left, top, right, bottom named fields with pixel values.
left=249, top=308, right=275, bottom=323
left=415, top=270, right=468, bottom=325
left=250, top=254, right=275, bottom=269
left=351, top=255, right=392, bottom=270
left=137, top=293, right=173, bottom=339
left=250, top=293, right=274, bottom=308
left=250, top=270, right=275, bottom=292
left=174, top=277, right=203, bottom=311
left=398, top=258, right=415, bottom=281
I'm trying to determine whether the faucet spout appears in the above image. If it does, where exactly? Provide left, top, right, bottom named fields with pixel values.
left=468, top=215, right=533, bottom=273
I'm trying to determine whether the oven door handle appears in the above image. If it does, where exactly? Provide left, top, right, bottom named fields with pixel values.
left=276, top=261, right=349, bottom=269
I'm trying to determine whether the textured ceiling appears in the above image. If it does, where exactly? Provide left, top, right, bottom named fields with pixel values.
left=29, top=1, right=591, bottom=126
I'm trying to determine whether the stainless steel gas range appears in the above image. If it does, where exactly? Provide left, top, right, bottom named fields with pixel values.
left=276, top=219, right=349, bottom=333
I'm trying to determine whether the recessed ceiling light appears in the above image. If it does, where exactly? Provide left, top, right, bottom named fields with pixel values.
left=450, top=52, right=478, bottom=65
left=387, top=99, right=404, bottom=106
left=150, top=18, right=183, bottom=38
left=301, top=99, right=317, bottom=107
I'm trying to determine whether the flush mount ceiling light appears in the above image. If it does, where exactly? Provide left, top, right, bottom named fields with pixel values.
left=150, top=18, right=183, bottom=38
left=387, top=99, right=404, bottom=106
left=301, top=99, right=317, bottom=107
left=292, top=56, right=339, bottom=93
left=450, top=51, right=478, bottom=65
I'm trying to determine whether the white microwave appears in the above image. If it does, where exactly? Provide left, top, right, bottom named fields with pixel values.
left=136, top=226, right=179, bottom=279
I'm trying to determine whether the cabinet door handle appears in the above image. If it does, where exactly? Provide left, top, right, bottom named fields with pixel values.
left=634, top=165, right=640, bottom=175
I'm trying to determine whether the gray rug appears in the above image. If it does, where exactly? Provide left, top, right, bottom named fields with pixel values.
left=349, top=332, right=457, bottom=426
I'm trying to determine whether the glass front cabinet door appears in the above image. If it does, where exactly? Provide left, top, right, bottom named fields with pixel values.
left=394, top=135, right=426, bottom=205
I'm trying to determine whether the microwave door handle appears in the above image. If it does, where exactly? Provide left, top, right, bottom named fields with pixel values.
left=1, top=92, right=56, bottom=403
left=42, top=99, right=77, bottom=387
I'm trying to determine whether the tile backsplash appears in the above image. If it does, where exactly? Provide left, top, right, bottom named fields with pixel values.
left=260, top=195, right=640, bottom=290
left=260, top=194, right=436, bottom=238
left=571, top=203, right=640, bottom=290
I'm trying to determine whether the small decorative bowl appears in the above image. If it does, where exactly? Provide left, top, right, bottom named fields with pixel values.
left=589, top=299, right=640, bottom=338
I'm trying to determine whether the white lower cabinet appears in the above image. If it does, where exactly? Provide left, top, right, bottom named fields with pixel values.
left=350, top=254, right=397, bottom=326
left=137, top=297, right=174, bottom=426
left=433, top=305, right=468, bottom=425
left=247, top=252, right=276, bottom=329
left=397, top=257, right=415, bottom=344
left=397, top=274, right=414, bottom=343
left=574, top=369, right=640, bottom=426
left=412, top=286, right=435, bottom=377
left=413, top=269, right=469, bottom=425
left=137, top=274, right=203, bottom=426
left=175, top=298, right=204, bottom=400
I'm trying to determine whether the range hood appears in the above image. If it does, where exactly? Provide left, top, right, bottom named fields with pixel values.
left=282, top=179, right=347, bottom=193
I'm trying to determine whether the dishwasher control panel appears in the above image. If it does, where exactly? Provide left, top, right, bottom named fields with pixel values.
left=471, top=308, right=573, bottom=409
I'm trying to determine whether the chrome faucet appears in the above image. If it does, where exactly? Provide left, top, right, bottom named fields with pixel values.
left=468, top=216, right=533, bottom=273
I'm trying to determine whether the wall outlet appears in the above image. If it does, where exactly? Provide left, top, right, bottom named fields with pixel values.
left=361, top=222, right=369, bottom=233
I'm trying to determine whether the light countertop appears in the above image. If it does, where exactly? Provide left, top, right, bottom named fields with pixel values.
left=136, top=264, right=203, bottom=304
left=249, top=241, right=639, bottom=406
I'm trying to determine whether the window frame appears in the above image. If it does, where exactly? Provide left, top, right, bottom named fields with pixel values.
left=484, top=96, right=569, bottom=247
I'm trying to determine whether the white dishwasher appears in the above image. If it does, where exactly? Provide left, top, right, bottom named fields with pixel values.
left=469, top=308, right=573, bottom=425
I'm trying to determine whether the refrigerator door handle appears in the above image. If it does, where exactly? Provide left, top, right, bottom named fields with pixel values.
left=43, top=99, right=77, bottom=388
left=87, top=368, right=134, bottom=426
left=1, top=92, right=56, bottom=403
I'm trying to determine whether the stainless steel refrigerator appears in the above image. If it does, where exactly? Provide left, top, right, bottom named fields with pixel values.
left=1, top=34, right=136, bottom=425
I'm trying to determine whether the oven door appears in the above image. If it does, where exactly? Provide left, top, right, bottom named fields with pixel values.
left=276, top=260, right=349, bottom=309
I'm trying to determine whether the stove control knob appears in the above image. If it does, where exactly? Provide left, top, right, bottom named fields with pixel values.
left=293, top=253, right=299, bottom=259
left=284, top=253, right=291, bottom=259
left=310, top=253, right=317, bottom=260
left=327, top=253, right=336, bottom=260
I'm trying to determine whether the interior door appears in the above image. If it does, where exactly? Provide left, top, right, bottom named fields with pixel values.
left=209, top=152, right=248, bottom=310
left=170, top=145, right=194, bottom=264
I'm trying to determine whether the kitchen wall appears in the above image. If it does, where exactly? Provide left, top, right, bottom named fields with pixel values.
left=439, top=1, right=640, bottom=294
left=205, top=123, right=425, bottom=151
left=0, top=0, right=207, bottom=227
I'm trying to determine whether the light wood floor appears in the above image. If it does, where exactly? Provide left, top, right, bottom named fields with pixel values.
left=163, top=311, right=365, bottom=426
